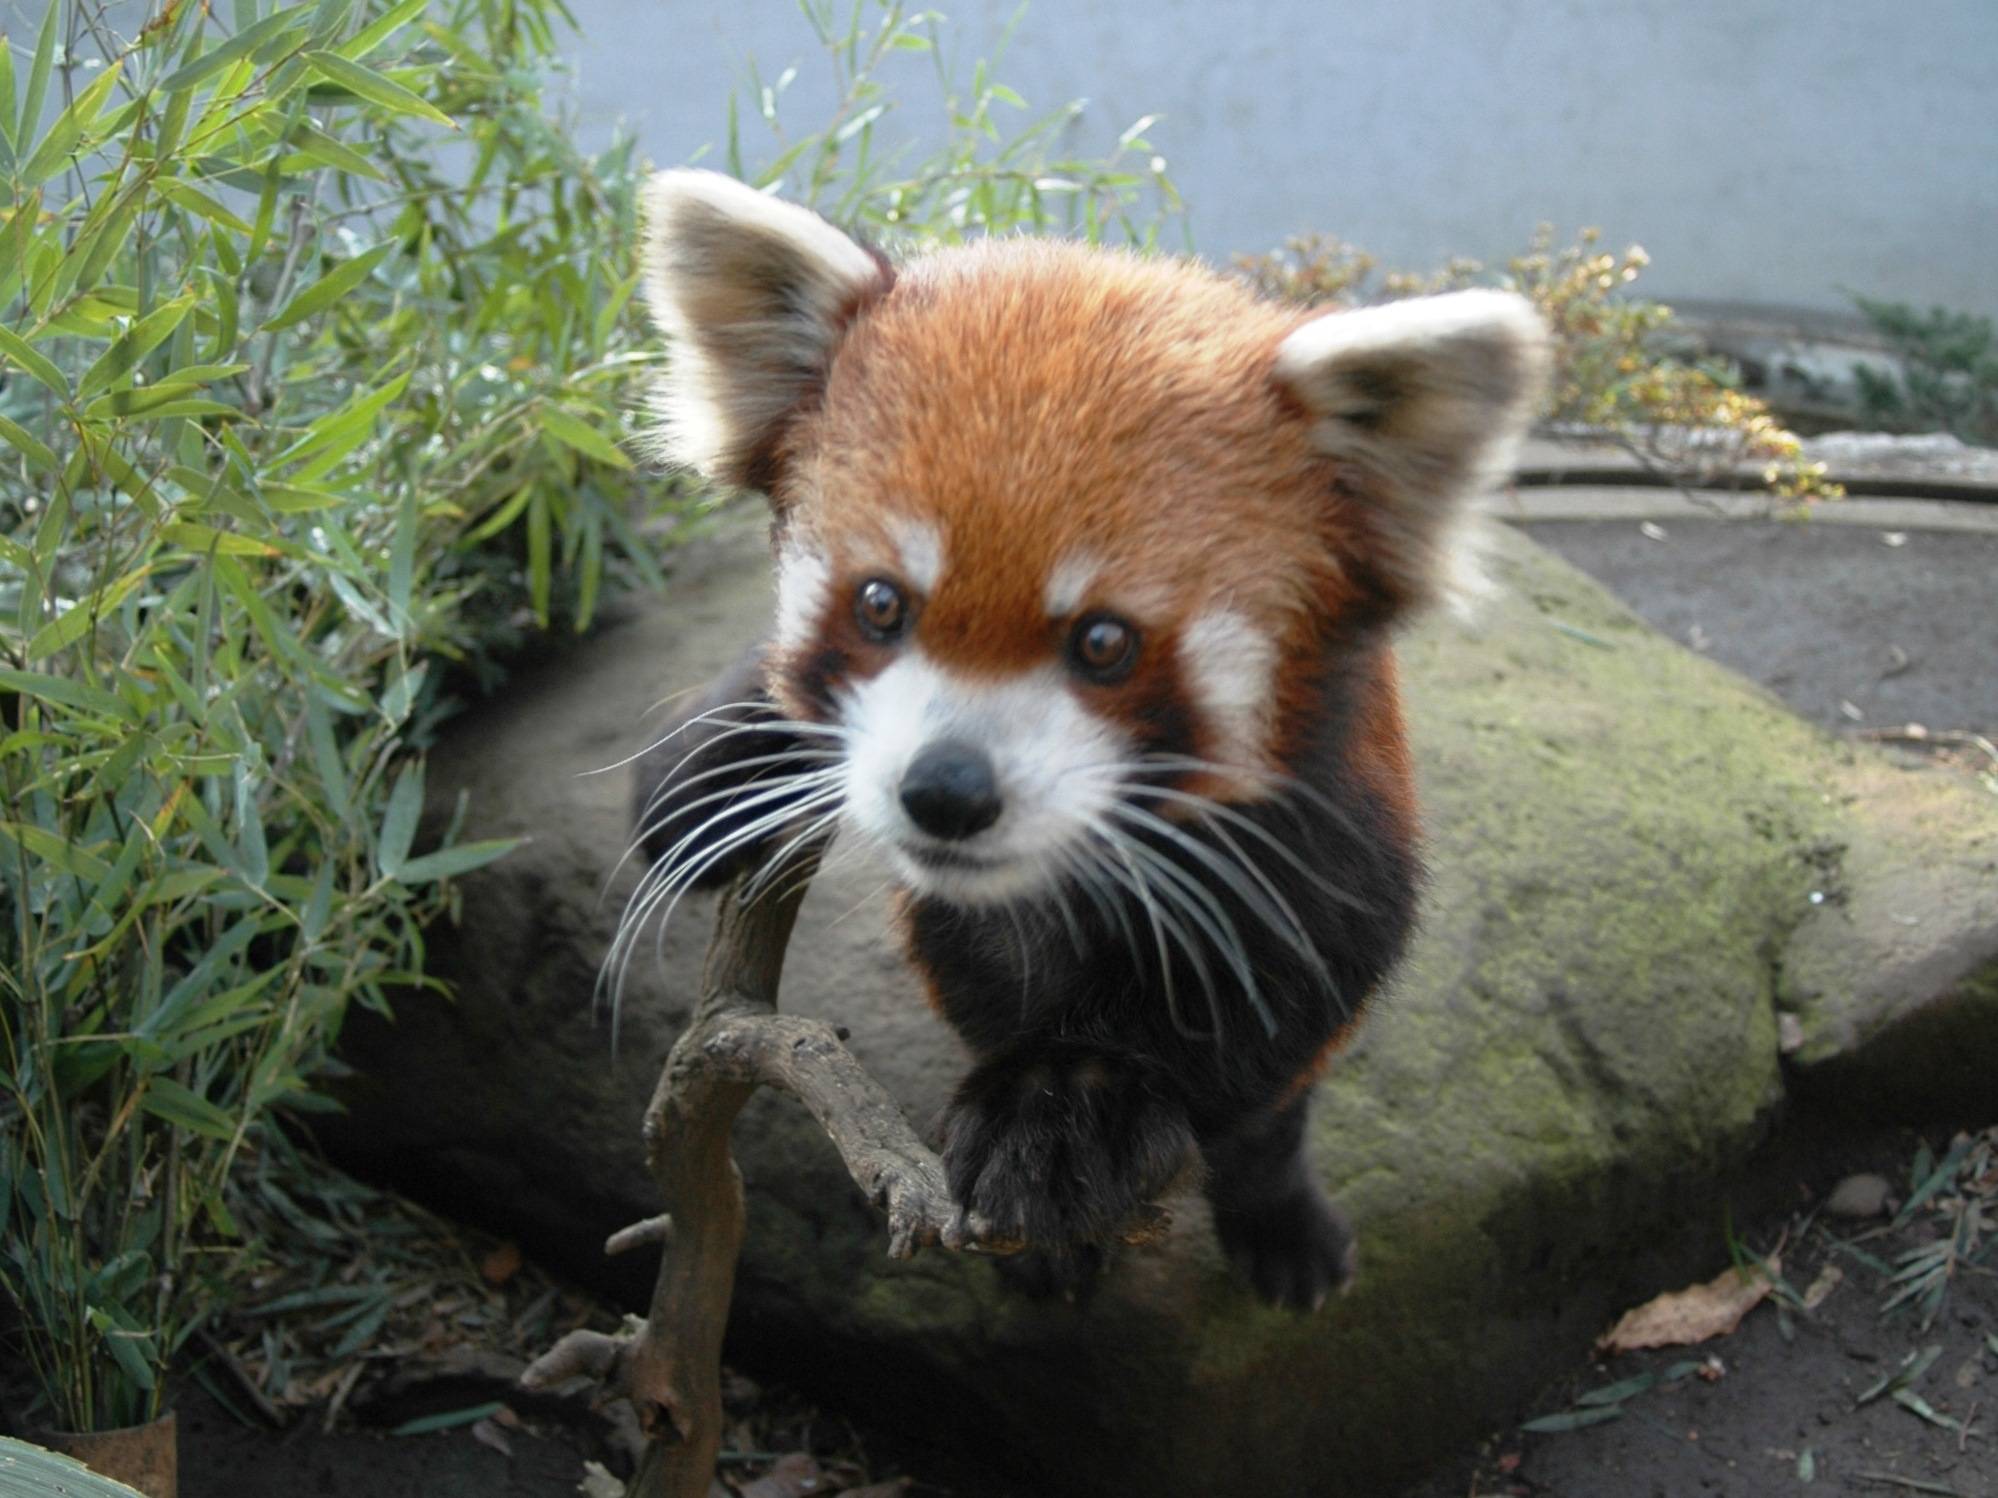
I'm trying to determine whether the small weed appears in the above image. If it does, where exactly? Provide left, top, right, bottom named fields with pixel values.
left=1850, top=297, right=1998, bottom=447
left=1877, top=1130, right=1996, bottom=1332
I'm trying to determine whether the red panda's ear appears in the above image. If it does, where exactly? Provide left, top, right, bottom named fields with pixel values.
left=1274, top=290, right=1549, bottom=609
left=640, top=170, right=892, bottom=495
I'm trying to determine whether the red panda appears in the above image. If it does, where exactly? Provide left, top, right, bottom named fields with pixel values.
left=622, top=170, right=1547, bottom=1310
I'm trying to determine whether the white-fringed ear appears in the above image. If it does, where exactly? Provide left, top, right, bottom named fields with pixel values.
left=640, top=170, right=892, bottom=493
left=1274, top=289, right=1549, bottom=608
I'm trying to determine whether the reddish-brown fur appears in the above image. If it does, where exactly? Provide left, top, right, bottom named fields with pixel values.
left=766, top=240, right=1400, bottom=802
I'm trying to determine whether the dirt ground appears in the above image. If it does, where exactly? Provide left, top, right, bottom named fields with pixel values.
left=1518, top=517, right=1998, bottom=739
left=177, top=1393, right=590, bottom=1498
left=1405, top=1125, right=1998, bottom=1498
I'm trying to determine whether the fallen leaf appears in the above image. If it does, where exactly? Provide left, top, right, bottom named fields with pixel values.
left=1596, top=1255, right=1780, bottom=1354
left=1800, top=1263, right=1843, bottom=1311
left=481, top=1241, right=524, bottom=1286
left=1825, top=1173, right=1894, bottom=1219
left=738, top=1453, right=826, bottom=1498
left=470, top=1416, right=513, bottom=1457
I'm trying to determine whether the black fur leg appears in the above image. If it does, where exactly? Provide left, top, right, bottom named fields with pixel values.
left=630, top=642, right=819, bottom=888
left=941, top=1043, right=1196, bottom=1251
left=1204, top=1097, right=1357, bottom=1311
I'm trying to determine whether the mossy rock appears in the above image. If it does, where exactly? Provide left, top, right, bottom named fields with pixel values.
left=322, top=517, right=1998, bottom=1497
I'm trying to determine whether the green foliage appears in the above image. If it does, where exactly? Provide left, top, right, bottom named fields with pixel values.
left=724, top=0, right=1187, bottom=248
left=1851, top=297, right=1998, bottom=448
left=0, top=0, right=664, bottom=1432
left=0, top=1437, right=147, bottom=1496
left=1237, top=226, right=1841, bottom=504
left=0, top=0, right=1187, bottom=1434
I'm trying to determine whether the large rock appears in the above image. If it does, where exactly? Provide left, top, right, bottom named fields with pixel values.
left=322, top=516, right=1998, bottom=1497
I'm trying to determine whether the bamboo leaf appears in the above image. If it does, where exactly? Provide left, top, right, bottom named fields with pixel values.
left=78, top=294, right=199, bottom=400
left=0, top=322, right=69, bottom=396
left=16, top=0, right=59, bottom=149
left=390, top=1402, right=504, bottom=1438
left=26, top=569, right=152, bottom=661
left=335, top=0, right=430, bottom=60
left=388, top=485, right=417, bottom=626
left=155, top=180, right=256, bottom=235
left=84, top=1309, right=158, bottom=1393
left=303, top=50, right=455, bottom=127
left=376, top=762, right=423, bottom=878
left=158, top=3, right=312, bottom=93
left=0, top=192, right=43, bottom=301
left=278, top=119, right=390, bottom=180
left=18, top=61, right=125, bottom=186
left=538, top=403, right=632, bottom=468
left=261, top=241, right=395, bottom=330
left=0, top=414, right=58, bottom=474
left=271, top=369, right=411, bottom=466
left=138, top=1077, right=238, bottom=1141
left=0, top=668, right=126, bottom=719
left=0, top=822, right=113, bottom=881
left=83, top=393, right=239, bottom=422
left=391, top=838, right=522, bottom=885
left=0, top=19, right=16, bottom=152
left=0, top=1437, right=151, bottom=1493
left=159, top=523, right=279, bottom=558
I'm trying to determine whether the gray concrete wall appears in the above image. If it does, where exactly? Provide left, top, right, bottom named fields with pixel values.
left=559, top=0, right=1998, bottom=320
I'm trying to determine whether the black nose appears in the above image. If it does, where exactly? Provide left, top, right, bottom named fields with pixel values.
left=899, top=740, right=1003, bottom=841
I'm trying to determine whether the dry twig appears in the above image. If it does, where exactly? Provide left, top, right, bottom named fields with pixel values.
left=520, top=849, right=1167, bottom=1497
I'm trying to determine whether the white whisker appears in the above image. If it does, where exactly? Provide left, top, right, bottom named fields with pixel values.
left=578, top=699, right=773, bottom=778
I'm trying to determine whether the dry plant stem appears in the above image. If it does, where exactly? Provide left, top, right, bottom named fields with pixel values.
left=617, top=862, right=808, bottom=1498
left=543, top=851, right=980, bottom=1498
left=521, top=849, right=1170, bottom=1498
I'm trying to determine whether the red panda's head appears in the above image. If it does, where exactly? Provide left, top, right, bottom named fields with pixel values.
left=641, top=171, right=1547, bottom=906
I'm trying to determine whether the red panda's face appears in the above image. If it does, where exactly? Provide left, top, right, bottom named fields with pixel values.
left=752, top=242, right=1354, bottom=902
left=639, top=173, right=1547, bottom=906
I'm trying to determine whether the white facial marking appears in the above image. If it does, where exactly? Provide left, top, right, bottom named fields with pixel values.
left=1180, top=609, right=1276, bottom=772
left=774, top=543, right=831, bottom=653
left=837, top=650, right=1132, bottom=904
left=888, top=515, right=945, bottom=595
left=1043, top=551, right=1103, bottom=618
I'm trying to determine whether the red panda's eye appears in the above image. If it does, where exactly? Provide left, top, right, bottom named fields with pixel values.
left=1068, top=613, right=1139, bottom=682
left=855, top=578, right=909, bottom=642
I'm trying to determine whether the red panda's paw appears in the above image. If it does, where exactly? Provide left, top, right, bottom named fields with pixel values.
left=940, top=1047, right=1196, bottom=1252
left=1212, top=1183, right=1358, bottom=1313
